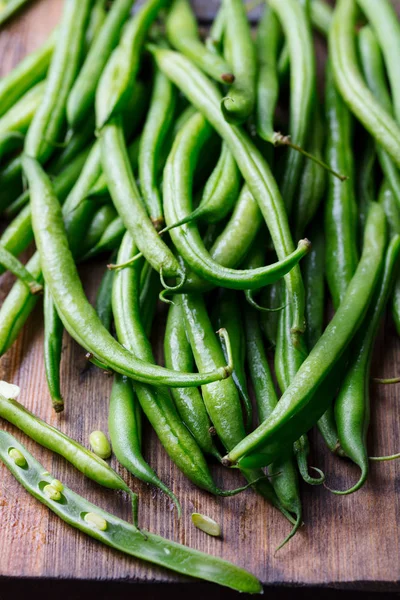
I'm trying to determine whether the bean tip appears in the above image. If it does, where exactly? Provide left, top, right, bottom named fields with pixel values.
left=221, top=73, right=235, bottom=84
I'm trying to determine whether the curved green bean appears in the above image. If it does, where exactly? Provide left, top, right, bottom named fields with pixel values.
left=43, top=287, right=64, bottom=413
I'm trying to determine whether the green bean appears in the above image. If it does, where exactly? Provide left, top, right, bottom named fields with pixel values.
left=310, top=0, right=332, bottom=36
left=83, top=217, right=125, bottom=260
left=43, top=287, right=64, bottom=413
left=379, top=182, right=400, bottom=337
left=85, top=0, right=108, bottom=50
left=139, top=262, right=159, bottom=338
left=181, top=293, right=246, bottom=452
left=100, top=115, right=183, bottom=279
left=108, top=374, right=181, bottom=513
left=165, top=0, right=234, bottom=84
left=259, top=281, right=282, bottom=348
left=0, top=81, right=44, bottom=160
left=356, top=134, right=376, bottom=238
left=96, top=0, right=167, bottom=129
left=224, top=202, right=387, bottom=467
left=0, top=245, right=42, bottom=294
left=0, top=157, right=23, bottom=213
left=139, top=68, right=176, bottom=230
left=68, top=0, right=134, bottom=128
left=0, top=431, right=262, bottom=594
left=23, top=155, right=232, bottom=388
left=221, top=0, right=256, bottom=124
left=4, top=144, right=91, bottom=221
left=292, top=108, right=326, bottom=240
left=151, top=46, right=306, bottom=338
left=90, top=135, right=140, bottom=198
left=329, top=0, right=400, bottom=170
left=24, top=0, right=92, bottom=162
left=0, top=394, right=137, bottom=505
left=164, top=296, right=220, bottom=459
left=255, top=6, right=281, bottom=144
left=0, top=253, right=42, bottom=355
left=163, top=112, right=310, bottom=291
left=325, top=61, right=358, bottom=310
left=275, top=287, right=324, bottom=486
left=95, top=264, right=115, bottom=332
left=356, top=0, right=400, bottom=126
left=269, top=0, right=315, bottom=214
left=0, top=30, right=54, bottom=117
left=81, top=204, right=117, bottom=258
left=0, top=0, right=32, bottom=25
left=213, top=290, right=252, bottom=432
left=358, top=26, right=400, bottom=212
left=244, top=302, right=302, bottom=550
left=331, top=235, right=400, bottom=494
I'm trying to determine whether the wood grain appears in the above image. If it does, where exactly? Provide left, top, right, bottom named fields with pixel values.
left=1, top=0, right=400, bottom=591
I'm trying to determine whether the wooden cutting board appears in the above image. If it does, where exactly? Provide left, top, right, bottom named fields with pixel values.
left=1, top=0, right=400, bottom=593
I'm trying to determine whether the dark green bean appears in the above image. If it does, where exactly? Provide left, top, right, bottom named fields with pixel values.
left=332, top=235, right=400, bottom=494
left=83, top=217, right=125, bottom=261
left=325, top=61, right=358, bottom=310
left=108, top=373, right=181, bottom=514
left=95, top=264, right=115, bottom=332
left=43, top=287, right=64, bottom=413
left=379, top=182, right=400, bottom=337
left=0, top=431, right=262, bottom=594
left=244, top=302, right=302, bottom=550
left=81, top=204, right=117, bottom=258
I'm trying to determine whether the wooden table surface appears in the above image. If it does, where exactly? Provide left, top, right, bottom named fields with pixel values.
left=1, top=0, right=400, bottom=595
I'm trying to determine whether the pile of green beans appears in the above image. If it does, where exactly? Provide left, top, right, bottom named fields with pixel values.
left=1, top=0, right=400, bottom=591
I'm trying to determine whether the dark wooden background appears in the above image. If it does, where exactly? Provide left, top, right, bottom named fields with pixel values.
left=1, top=1, right=400, bottom=598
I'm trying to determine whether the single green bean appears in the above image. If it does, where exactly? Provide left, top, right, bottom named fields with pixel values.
left=85, top=0, right=108, bottom=50
left=100, top=115, right=183, bottom=279
left=24, top=0, right=92, bottom=162
left=221, top=0, right=256, bottom=124
left=165, top=0, right=234, bottom=84
left=0, top=431, right=262, bottom=594
left=332, top=235, right=400, bottom=494
left=95, top=264, right=115, bottom=332
left=325, top=61, right=358, bottom=310
left=329, top=0, right=400, bottom=170
left=82, top=217, right=125, bottom=260
left=81, top=204, right=117, bottom=258
left=224, top=202, right=387, bottom=467
left=379, top=182, right=400, bottom=337
left=139, top=67, right=176, bottom=230
left=89, top=134, right=140, bottom=198
left=68, top=0, right=134, bottom=128
left=43, top=287, right=64, bottom=413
